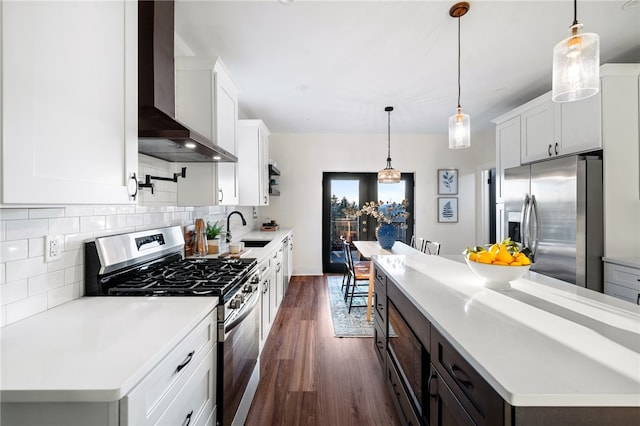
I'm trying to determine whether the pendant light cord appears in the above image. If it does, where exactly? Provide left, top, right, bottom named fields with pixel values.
left=457, top=15, right=461, bottom=109
left=573, top=0, right=578, bottom=25
left=386, top=109, right=392, bottom=164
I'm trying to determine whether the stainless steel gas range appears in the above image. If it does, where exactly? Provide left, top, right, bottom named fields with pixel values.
left=84, top=226, right=261, bottom=426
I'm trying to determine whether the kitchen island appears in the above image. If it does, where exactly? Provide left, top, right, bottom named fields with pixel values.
left=373, top=252, right=640, bottom=425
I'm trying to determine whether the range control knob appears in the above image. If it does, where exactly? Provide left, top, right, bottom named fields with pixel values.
left=229, top=297, right=243, bottom=309
left=243, top=284, right=254, bottom=293
left=250, top=275, right=260, bottom=284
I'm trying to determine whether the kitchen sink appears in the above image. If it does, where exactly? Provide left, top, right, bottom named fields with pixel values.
left=240, top=239, right=272, bottom=248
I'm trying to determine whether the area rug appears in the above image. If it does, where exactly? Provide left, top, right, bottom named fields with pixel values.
left=326, top=275, right=374, bottom=337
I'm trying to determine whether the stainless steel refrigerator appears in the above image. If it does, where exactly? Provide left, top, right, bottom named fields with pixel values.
left=503, top=155, right=603, bottom=291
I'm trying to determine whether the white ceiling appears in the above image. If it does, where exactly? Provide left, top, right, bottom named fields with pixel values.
left=175, top=0, right=640, bottom=135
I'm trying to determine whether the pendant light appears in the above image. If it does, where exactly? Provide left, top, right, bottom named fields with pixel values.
left=448, top=2, right=471, bottom=149
left=552, top=0, right=600, bottom=102
left=378, top=106, right=401, bottom=184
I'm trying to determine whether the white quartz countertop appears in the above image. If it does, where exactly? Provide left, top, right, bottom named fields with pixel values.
left=0, top=297, right=217, bottom=403
left=194, top=228, right=293, bottom=262
left=373, top=253, right=640, bottom=407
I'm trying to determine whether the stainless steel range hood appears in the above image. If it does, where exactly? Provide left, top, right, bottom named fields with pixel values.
left=138, top=0, right=237, bottom=163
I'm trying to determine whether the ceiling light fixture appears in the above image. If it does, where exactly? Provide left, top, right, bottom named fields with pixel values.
left=378, top=106, right=401, bottom=184
left=448, top=2, right=471, bottom=149
left=552, top=0, right=600, bottom=102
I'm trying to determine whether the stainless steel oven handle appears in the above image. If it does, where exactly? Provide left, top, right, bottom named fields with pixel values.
left=223, top=292, right=260, bottom=339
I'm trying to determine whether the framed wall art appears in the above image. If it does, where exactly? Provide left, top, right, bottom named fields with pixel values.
left=438, top=197, right=458, bottom=223
left=437, top=169, right=458, bottom=194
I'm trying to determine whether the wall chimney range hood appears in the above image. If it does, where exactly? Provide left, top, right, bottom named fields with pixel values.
left=138, top=0, right=237, bottom=163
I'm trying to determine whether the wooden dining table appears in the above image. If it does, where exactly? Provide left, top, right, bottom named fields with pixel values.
left=352, top=240, right=419, bottom=321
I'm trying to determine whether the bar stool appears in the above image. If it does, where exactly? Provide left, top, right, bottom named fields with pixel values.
left=342, top=240, right=371, bottom=312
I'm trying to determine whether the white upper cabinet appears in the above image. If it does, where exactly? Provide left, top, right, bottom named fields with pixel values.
left=560, top=91, right=601, bottom=155
left=519, top=86, right=602, bottom=164
left=237, top=120, right=270, bottom=206
left=0, top=1, right=138, bottom=205
left=494, top=116, right=521, bottom=202
left=520, top=93, right=562, bottom=163
left=175, top=57, right=239, bottom=206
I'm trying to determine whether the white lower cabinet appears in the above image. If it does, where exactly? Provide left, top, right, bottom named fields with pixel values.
left=123, top=313, right=216, bottom=425
left=604, top=262, right=640, bottom=305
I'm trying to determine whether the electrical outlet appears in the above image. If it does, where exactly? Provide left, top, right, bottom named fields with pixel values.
left=45, top=235, right=63, bottom=263
left=253, top=207, right=258, bottom=220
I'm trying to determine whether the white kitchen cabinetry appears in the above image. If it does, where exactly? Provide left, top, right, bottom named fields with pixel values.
left=237, top=120, right=270, bottom=206
left=604, top=261, right=640, bottom=305
left=494, top=116, right=521, bottom=202
left=258, top=256, right=272, bottom=351
left=283, top=234, right=293, bottom=292
left=175, top=57, right=239, bottom=206
left=274, top=244, right=284, bottom=308
left=519, top=83, right=602, bottom=164
left=520, top=93, right=561, bottom=163
left=0, top=0, right=138, bottom=205
left=123, top=314, right=216, bottom=425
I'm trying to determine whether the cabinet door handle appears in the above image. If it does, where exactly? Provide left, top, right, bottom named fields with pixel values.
left=548, top=144, right=552, bottom=156
left=428, top=371, right=438, bottom=400
left=128, top=173, right=138, bottom=200
left=176, top=351, right=195, bottom=373
left=554, top=142, right=559, bottom=155
left=449, top=363, right=473, bottom=389
left=264, top=195, right=268, bottom=204
left=636, top=293, right=639, bottom=305
left=182, top=410, right=194, bottom=426
left=219, top=188, right=224, bottom=203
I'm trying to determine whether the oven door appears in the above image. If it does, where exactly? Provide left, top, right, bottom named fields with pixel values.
left=219, top=288, right=260, bottom=426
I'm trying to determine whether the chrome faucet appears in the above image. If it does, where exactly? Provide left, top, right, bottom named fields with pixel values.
left=226, top=211, right=247, bottom=243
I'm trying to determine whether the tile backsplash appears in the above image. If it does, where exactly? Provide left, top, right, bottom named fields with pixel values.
left=0, top=155, right=260, bottom=327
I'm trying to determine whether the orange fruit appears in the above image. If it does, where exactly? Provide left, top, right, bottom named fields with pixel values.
left=477, top=251, right=494, bottom=264
left=468, top=252, right=478, bottom=262
left=496, top=246, right=514, bottom=264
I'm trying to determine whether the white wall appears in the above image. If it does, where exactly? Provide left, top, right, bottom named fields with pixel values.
left=265, top=129, right=496, bottom=275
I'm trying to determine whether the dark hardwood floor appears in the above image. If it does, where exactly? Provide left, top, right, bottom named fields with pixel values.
left=246, top=275, right=402, bottom=426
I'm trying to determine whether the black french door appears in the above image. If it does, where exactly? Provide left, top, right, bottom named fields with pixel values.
left=322, top=172, right=414, bottom=273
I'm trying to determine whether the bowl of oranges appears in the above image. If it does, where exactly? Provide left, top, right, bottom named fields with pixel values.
left=463, top=238, right=531, bottom=290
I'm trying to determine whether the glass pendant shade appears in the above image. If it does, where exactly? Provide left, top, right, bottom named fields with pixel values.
left=552, top=24, right=600, bottom=102
left=378, top=167, right=401, bottom=183
left=448, top=107, right=470, bottom=149
left=378, top=106, right=401, bottom=184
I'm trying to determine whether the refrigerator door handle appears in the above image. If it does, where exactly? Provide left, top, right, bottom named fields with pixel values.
left=520, top=195, right=530, bottom=247
left=529, top=194, right=540, bottom=260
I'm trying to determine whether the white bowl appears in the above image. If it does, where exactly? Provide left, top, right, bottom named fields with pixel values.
left=465, top=258, right=530, bottom=290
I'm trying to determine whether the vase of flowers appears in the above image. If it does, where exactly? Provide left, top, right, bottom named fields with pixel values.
left=357, top=200, right=410, bottom=249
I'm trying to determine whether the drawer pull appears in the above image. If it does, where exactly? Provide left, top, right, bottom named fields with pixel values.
left=428, top=372, right=438, bottom=400
left=176, top=351, right=195, bottom=373
left=449, top=363, right=473, bottom=389
left=391, top=381, right=401, bottom=398
left=182, top=410, right=194, bottom=426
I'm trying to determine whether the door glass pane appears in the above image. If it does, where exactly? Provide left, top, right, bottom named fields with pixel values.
left=378, top=181, right=408, bottom=243
left=330, top=180, right=360, bottom=268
